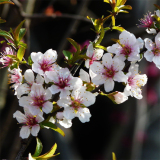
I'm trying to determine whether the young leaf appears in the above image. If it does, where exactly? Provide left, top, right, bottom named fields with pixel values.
left=33, top=138, right=43, bottom=157
left=0, top=29, right=14, bottom=41
left=111, top=16, right=115, bottom=27
left=67, top=38, right=81, bottom=52
left=18, top=28, right=26, bottom=42
left=63, top=50, right=73, bottom=60
left=116, top=0, right=127, bottom=7
left=37, top=143, right=59, bottom=159
left=0, top=0, right=14, bottom=5
left=95, top=26, right=105, bottom=45
left=18, top=41, right=27, bottom=49
left=112, top=152, right=116, bottom=160
left=10, top=62, right=19, bottom=70
left=95, top=45, right=107, bottom=51
left=112, top=26, right=125, bottom=32
left=13, top=20, right=25, bottom=43
left=41, top=122, right=65, bottom=137
left=17, top=47, right=25, bottom=61
left=28, top=55, right=33, bottom=66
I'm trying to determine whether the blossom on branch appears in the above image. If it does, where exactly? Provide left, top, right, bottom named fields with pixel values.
left=31, top=49, right=58, bottom=76
left=46, top=67, right=82, bottom=98
left=8, top=67, right=22, bottom=95
left=19, top=83, right=53, bottom=115
left=107, top=31, right=143, bottom=62
left=13, top=108, right=44, bottom=139
left=124, top=63, right=147, bottom=99
left=57, top=86, right=95, bottom=123
left=90, top=53, right=127, bottom=92
left=16, top=69, right=44, bottom=99
left=85, top=43, right=104, bottom=68
left=0, top=47, right=15, bottom=68
left=144, top=32, right=160, bottom=69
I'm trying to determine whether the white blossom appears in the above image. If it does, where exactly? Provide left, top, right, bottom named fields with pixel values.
left=85, top=43, right=103, bottom=68
left=19, top=83, right=53, bottom=115
left=16, top=69, right=44, bottom=99
left=124, top=63, right=147, bottom=99
left=46, top=67, right=82, bottom=98
left=57, top=86, right=95, bottom=123
left=31, top=49, right=58, bottom=76
left=90, top=53, right=127, bottom=92
left=13, top=108, right=44, bottom=139
left=144, top=32, right=160, bottom=69
left=107, top=30, right=143, bottom=62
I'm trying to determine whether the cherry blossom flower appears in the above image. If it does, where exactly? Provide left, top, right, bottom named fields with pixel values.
left=16, top=69, right=44, bottom=99
left=85, top=43, right=104, bottom=68
left=19, top=83, right=53, bottom=115
left=31, top=49, right=58, bottom=76
left=0, top=47, right=15, bottom=68
left=46, top=67, right=82, bottom=98
left=113, top=92, right=128, bottom=104
left=107, top=31, right=143, bottom=62
left=8, top=67, right=22, bottom=94
left=56, top=112, right=72, bottom=128
left=13, top=108, right=44, bottom=139
left=138, top=12, right=156, bottom=34
left=124, top=63, right=147, bottom=99
left=90, top=53, right=127, bottom=92
left=57, top=86, right=95, bottom=123
left=144, top=32, right=160, bottom=69
left=79, top=69, right=97, bottom=91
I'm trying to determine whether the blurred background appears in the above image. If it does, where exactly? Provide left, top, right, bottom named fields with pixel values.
left=0, top=0, right=160, bottom=159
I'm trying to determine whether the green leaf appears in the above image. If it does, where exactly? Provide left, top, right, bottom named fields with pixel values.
left=104, top=0, right=110, bottom=3
left=10, top=62, right=19, bottom=70
left=116, top=0, right=126, bottom=6
left=28, top=55, right=33, bottom=66
left=18, top=28, right=26, bottom=42
left=17, top=47, right=25, bottom=61
left=33, top=138, right=43, bottom=157
left=95, top=45, right=107, bottom=51
left=0, top=17, right=6, bottom=23
left=67, top=38, right=81, bottom=53
left=18, top=41, right=27, bottom=49
left=112, top=152, right=116, bottom=160
left=0, top=29, right=14, bottom=41
left=37, top=143, right=59, bottom=159
left=118, top=5, right=132, bottom=10
left=95, top=26, right=105, bottom=45
left=5, top=54, right=19, bottom=61
left=103, top=15, right=112, bottom=23
left=78, top=55, right=91, bottom=60
left=41, top=122, right=65, bottom=137
left=13, top=20, right=25, bottom=43
left=118, top=10, right=129, bottom=13
left=0, top=0, right=14, bottom=4
left=104, top=27, right=110, bottom=31
left=63, top=50, right=73, bottom=60
left=112, top=26, right=125, bottom=32
left=111, top=16, right=115, bottom=27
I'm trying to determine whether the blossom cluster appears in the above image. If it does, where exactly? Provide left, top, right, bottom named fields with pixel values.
left=1, top=9, right=160, bottom=141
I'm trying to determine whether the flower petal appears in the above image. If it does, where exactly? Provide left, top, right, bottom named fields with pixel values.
left=104, top=79, right=114, bottom=92
left=31, top=125, right=40, bottom=137
left=20, top=126, right=30, bottom=139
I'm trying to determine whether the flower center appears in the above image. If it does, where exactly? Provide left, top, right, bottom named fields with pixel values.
left=152, top=46, right=160, bottom=56
left=40, top=60, right=52, bottom=72
left=57, top=78, right=69, bottom=89
left=121, top=45, right=132, bottom=57
left=26, top=116, right=37, bottom=126
left=32, top=95, right=45, bottom=107
left=104, top=66, right=115, bottom=78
